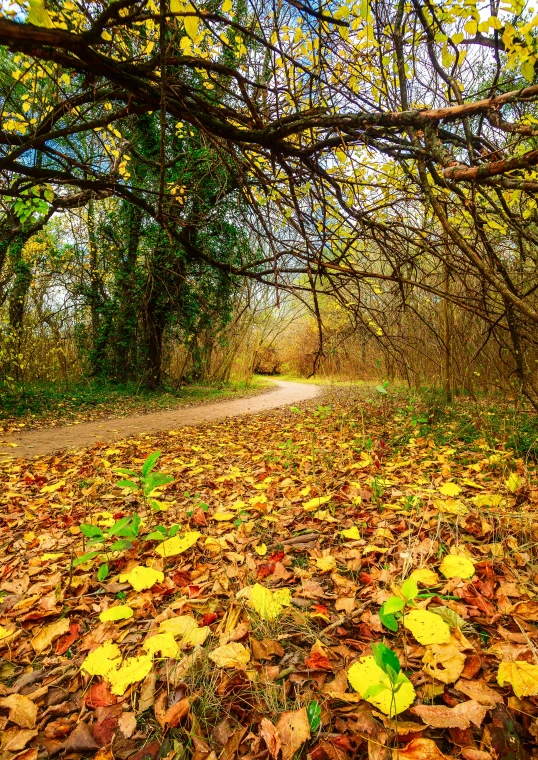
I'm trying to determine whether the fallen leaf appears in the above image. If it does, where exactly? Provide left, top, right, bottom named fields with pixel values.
left=31, top=617, right=70, bottom=654
left=411, top=700, right=487, bottom=729
left=118, top=712, right=138, bottom=738
left=439, top=555, right=475, bottom=580
left=81, top=641, right=122, bottom=677
left=209, top=642, right=250, bottom=668
left=248, top=583, right=292, bottom=621
left=260, top=717, right=281, bottom=759
left=454, top=679, right=503, bottom=706
left=154, top=531, right=201, bottom=557
left=119, top=566, right=164, bottom=591
left=2, top=728, right=38, bottom=752
left=393, top=738, right=448, bottom=759
left=422, top=644, right=466, bottom=684
left=403, top=610, right=451, bottom=645
left=0, top=694, right=38, bottom=729
left=276, top=707, right=310, bottom=760
left=497, top=660, right=538, bottom=698
left=99, top=605, right=134, bottom=623
left=107, top=654, right=153, bottom=696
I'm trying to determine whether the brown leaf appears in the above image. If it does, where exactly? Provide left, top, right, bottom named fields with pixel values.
left=138, top=671, right=156, bottom=713
left=118, top=712, right=137, bottom=738
left=31, top=617, right=70, bottom=654
left=411, top=700, right=487, bottom=730
left=163, top=696, right=192, bottom=728
left=276, top=707, right=310, bottom=760
left=251, top=638, right=284, bottom=660
left=393, top=738, right=448, bottom=759
left=422, top=644, right=466, bottom=684
left=461, top=751, right=493, bottom=760
left=455, top=679, right=503, bottom=707
left=0, top=694, right=38, bottom=729
left=260, top=717, right=281, bottom=759
left=63, top=721, right=99, bottom=753
left=511, top=601, right=538, bottom=621
left=2, top=728, right=38, bottom=752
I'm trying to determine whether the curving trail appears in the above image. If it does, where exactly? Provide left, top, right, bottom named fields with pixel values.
left=0, top=380, right=321, bottom=459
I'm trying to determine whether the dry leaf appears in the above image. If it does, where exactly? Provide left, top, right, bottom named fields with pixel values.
left=0, top=695, right=38, bottom=729
left=422, top=644, right=466, bottom=684
left=276, top=707, right=310, bottom=760
left=411, top=700, right=487, bottom=729
left=31, top=617, right=70, bottom=654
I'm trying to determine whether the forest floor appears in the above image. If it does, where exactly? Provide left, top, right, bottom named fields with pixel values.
left=0, top=385, right=537, bottom=760
left=0, top=378, right=273, bottom=434
left=0, top=381, right=320, bottom=458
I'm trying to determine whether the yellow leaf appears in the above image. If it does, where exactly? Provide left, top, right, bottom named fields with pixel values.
left=303, top=495, right=331, bottom=511
left=422, top=644, right=465, bottom=684
left=222, top=0, right=232, bottom=11
left=403, top=610, right=451, bottom=645
left=209, top=642, right=250, bottom=668
left=506, top=472, right=524, bottom=493
left=362, top=545, right=389, bottom=554
left=341, top=526, right=361, bottom=540
left=27, top=0, right=53, bottom=28
left=40, top=553, right=63, bottom=561
left=81, top=641, right=122, bottom=677
left=433, top=499, right=468, bottom=516
left=119, top=565, right=164, bottom=591
left=348, top=656, right=416, bottom=716
left=143, top=632, right=180, bottom=658
left=107, top=654, right=153, bottom=696
left=155, top=531, right=201, bottom=558
left=213, top=511, right=235, bottom=521
left=40, top=480, right=65, bottom=493
left=183, top=5, right=198, bottom=40
left=498, top=660, right=538, bottom=698
left=315, top=556, right=336, bottom=572
left=159, top=615, right=210, bottom=647
left=313, top=509, right=337, bottom=522
left=438, top=482, right=462, bottom=497
left=99, top=605, right=134, bottom=623
left=0, top=626, right=16, bottom=641
left=439, top=555, right=475, bottom=580
left=249, top=584, right=292, bottom=621
left=31, top=618, right=70, bottom=654
left=255, top=543, right=267, bottom=556
left=409, top=568, right=439, bottom=587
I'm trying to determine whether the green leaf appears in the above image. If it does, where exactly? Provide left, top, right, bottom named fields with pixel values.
left=98, top=562, right=109, bottom=581
left=108, top=539, right=133, bottom=552
left=114, top=468, right=138, bottom=477
left=107, top=516, right=136, bottom=537
left=79, top=524, right=104, bottom=540
left=401, top=578, right=418, bottom=600
left=306, top=701, right=321, bottom=732
left=72, top=551, right=100, bottom=567
left=379, top=605, right=399, bottom=632
left=143, top=472, right=174, bottom=495
left=142, top=451, right=161, bottom=478
left=116, top=479, right=139, bottom=490
left=372, top=642, right=400, bottom=678
left=382, top=596, right=406, bottom=615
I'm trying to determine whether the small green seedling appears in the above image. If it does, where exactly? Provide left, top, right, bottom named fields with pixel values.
left=364, top=642, right=407, bottom=709
left=115, top=451, right=174, bottom=515
left=145, top=523, right=181, bottom=541
left=73, top=514, right=141, bottom=581
left=379, top=577, right=419, bottom=632
left=376, top=380, right=389, bottom=395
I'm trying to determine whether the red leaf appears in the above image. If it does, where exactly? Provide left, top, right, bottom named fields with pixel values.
left=55, top=622, right=81, bottom=655
left=202, top=613, right=218, bottom=626
left=86, top=682, right=118, bottom=709
left=305, top=652, right=333, bottom=671
left=258, top=562, right=276, bottom=579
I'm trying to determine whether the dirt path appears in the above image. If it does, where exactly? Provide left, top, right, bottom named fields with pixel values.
left=0, top=380, right=321, bottom=459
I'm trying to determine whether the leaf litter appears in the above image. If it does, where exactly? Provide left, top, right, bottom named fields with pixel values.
left=0, top=387, right=537, bottom=759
